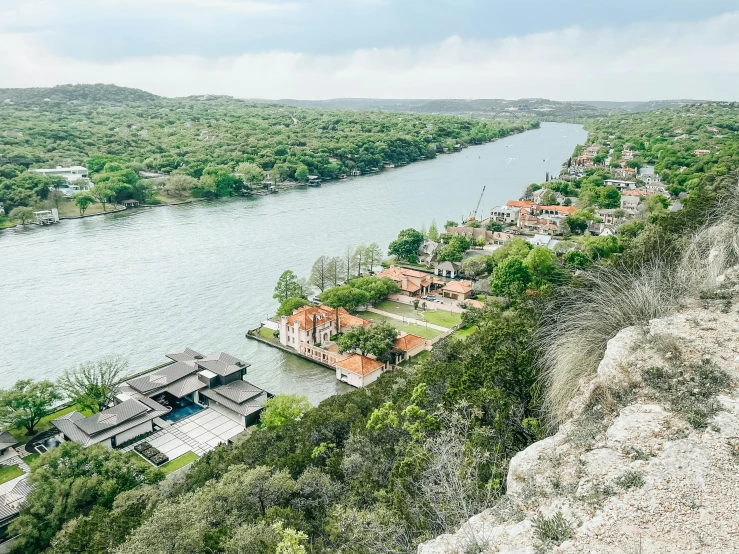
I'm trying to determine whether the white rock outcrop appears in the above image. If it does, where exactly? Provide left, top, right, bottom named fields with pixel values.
left=419, top=299, right=739, bottom=554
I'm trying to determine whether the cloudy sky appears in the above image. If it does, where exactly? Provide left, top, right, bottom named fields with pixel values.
left=1, top=0, right=738, bottom=100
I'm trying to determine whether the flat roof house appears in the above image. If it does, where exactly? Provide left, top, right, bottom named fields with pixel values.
left=32, top=165, right=88, bottom=182
left=52, top=397, right=168, bottom=448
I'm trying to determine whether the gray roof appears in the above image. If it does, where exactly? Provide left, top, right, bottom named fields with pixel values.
left=75, top=399, right=148, bottom=435
left=0, top=477, right=32, bottom=523
left=166, top=347, right=204, bottom=362
left=195, top=352, right=250, bottom=377
left=52, top=399, right=167, bottom=447
left=199, top=380, right=267, bottom=418
left=166, top=374, right=206, bottom=398
left=436, top=261, right=460, bottom=271
left=0, top=431, right=17, bottom=450
left=127, top=361, right=198, bottom=394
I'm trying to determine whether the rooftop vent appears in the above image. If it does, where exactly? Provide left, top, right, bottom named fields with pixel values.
left=194, top=355, right=204, bottom=360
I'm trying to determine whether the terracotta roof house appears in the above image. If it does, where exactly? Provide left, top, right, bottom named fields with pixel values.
left=441, top=280, right=473, bottom=300
left=377, top=266, right=433, bottom=297
left=52, top=398, right=169, bottom=448
left=335, top=354, right=386, bottom=388
left=279, top=305, right=370, bottom=353
left=393, top=333, right=427, bottom=363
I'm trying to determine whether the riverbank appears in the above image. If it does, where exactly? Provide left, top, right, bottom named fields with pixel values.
left=0, top=123, right=587, bottom=393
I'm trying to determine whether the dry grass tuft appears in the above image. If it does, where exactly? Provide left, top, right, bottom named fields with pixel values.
left=538, top=183, right=739, bottom=424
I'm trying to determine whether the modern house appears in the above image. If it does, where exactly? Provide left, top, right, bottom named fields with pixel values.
left=434, top=260, right=460, bottom=278
left=198, top=380, right=269, bottom=427
left=335, top=354, right=386, bottom=388
left=527, top=234, right=561, bottom=250
left=377, top=266, right=435, bottom=297
left=0, top=476, right=32, bottom=531
left=52, top=397, right=169, bottom=448
left=0, top=432, right=17, bottom=461
left=491, top=205, right=521, bottom=225
left=441, top=280, right=473, bottom=301
left=32, top=165, right=88, bottom=182
left=603, top=179, right=636, bottom=190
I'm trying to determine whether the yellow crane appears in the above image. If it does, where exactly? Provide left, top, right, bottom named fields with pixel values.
left=468, top=186, right=486, bottom=221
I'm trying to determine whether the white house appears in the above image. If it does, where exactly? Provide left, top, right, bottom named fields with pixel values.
left=32, top=166, right=88, bottom=182
left=604, top=179, right=636, bottom=190
left=621, top=195, right=640, bottom=214
left=491, top=205, right=520, bottom=225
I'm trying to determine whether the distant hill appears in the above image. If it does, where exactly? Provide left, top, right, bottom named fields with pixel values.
left=264, top=97, right=703, bottom=122
left=0, top=84, right=160, bottom=106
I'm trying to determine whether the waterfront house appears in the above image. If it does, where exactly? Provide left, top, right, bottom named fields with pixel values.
left=122, top=199, right=140, bottom=209
left=0, top=432, right=17, bottom=460
left=279, top=305, right=371, bottom=352
left=350, top=169, right=361, bottom=176
left=52, top=397, right=169, bottom=448
left=392, top=333, right=427, bottom=363
left=441, top=280, right=473, bottom=301
left=377, top=266, right=434, bottom=297
left=604, top=179, right=636, bottom=190
left=32, top=165, right=88, bottom=182
left=417, top=239, right=440, bottom=266
left=434, top=260, right=460, bottom=278
left=491, top=205, right=521, bottom=225
left=335, top=354, right=386, bottom=388
left=198, top=380, right=269, bottom=427
left=34, top=209, right=58, bottom=225
left=532, top=188, right=565, bottom=205
left=0, top=476, right=32, bottom=531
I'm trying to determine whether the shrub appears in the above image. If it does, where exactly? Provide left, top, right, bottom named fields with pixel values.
left=150, top=453, right=169, bottom=466
left=133, top=441, right=152, bottom=453
left=613, top=470, right=645, bottom=490
left=531, top=512, right=573, bottom=550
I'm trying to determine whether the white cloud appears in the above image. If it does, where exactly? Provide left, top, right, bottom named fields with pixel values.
left=1, top=11, right=738, bottom=100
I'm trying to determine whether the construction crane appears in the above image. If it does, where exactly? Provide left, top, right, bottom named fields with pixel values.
left=468, top=186, right=486, bottom=221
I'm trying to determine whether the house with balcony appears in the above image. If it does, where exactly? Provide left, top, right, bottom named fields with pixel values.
left=279, top=305, right=371, bottom=352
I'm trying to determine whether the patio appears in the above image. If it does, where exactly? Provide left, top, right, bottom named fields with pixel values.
left=124, top=408, right=245, bottom=458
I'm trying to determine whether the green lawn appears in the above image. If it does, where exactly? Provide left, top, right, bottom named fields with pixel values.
left=0, top=465, right=23, bottom=485
left=423, top=310, right=462, bottom=328
left=9, top=404, right=93, bottom=443
left=374, top=300, right=462, bottom=329
left=22, top=453, right=40, bottom=466
left=453, top=325, right=478, bottom=340
left=358, top=311, right=442, bottom=339
left=258, top=326, right=282, bottom=345
left=160, top=451, right=199, bottom=475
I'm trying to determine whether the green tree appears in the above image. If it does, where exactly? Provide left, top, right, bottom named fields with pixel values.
left=273, top=270, right=303, bottom=302
left=387, top=228, right=424, bottom=262
left=598, top=186, right=621, bottom=209
left=563, top=210, right=599, bottom=235
left=540, top=190, right=559, bottom=205
left=0, top=379, right=61, bottom=435
left=524, top=246, right=558, bottom=287
left=319, top=285, right=370, bottom=312
left=276, top=297, right=311, bottom=317
left=347, top=276, right=399, bottom=305
left=491, top=258, right=531, bottom=297
left=91, top=183, right=114, bottom=211
left=427, top=220, right=440, bottom=241
left=236, top=162, right=266, bottom=186
left=364, top=243, right=383, bottom=273
left=326, top=256, right=346, bottom=287
left=491, top=237, right=532, bottom=264
left=337, top=322, right=398, bottom=362
left=57, top=356, right=127, bottom=414
left=9, top=206, right=34, bottom=224
left=563, top=250, right=592, bottom=269
left=295, top=164, right=309, bottom=182
left=460, top=256, right=486, bottom=279
left=261, top=394, right=312, bottom=430
left=444, top=220, right=458, bottom=228
left=486, top=220, right=503, bottom=232
left=163, top=174, right=197, bottom=197
left=9, top=442, right=163, bottom=554
left=73, top=193, right=95, bottom=215
left=310, top=255, right=330, bottom=292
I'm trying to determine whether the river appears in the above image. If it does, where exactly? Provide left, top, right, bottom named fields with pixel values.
left=0, top=122, right=586, bottom=403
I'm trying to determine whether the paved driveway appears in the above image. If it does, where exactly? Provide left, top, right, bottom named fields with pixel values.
left=126, top=408, right=245, bottom=459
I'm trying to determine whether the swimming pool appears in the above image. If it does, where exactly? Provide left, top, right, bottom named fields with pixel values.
left=161, top=402, right=204, bottom=423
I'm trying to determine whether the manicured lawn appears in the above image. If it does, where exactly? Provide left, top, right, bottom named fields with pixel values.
left=358, top=311, right=442, bottom=339
left=374, top=300, right=462, bottom=329
left=22, top=453, right=40, bottom=466
left=422, top=310, right=462, bottom=328
left=9, top=404, right=93, bottom=443
left=0, top=465, right=23, bottom=485
left=453, top=325, right=478, bottom=340
left=260, top=326, right=278, bottom=340
left=160, top=451, right=199, bottom=475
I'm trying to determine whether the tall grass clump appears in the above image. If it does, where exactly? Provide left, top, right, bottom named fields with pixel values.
left=539, top=180, right=739, bottom=423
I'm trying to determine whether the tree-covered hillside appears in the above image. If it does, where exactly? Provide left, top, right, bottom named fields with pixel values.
left=0, top=85, right=536, bottom=218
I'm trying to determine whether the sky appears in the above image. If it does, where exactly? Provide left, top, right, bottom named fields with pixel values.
left=1, top=0, right=738, bottom=100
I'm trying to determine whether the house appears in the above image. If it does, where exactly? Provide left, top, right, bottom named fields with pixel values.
left=335, top=354, right=386, bottom=388
left=279, top=305, right=370, bottom=352
left=491, top=205, right=521, bottom=225
left=693, top=149, right=711, bottom=156
left=0, top=432, right=17, bottom=460
left=527, top=234, right=561, bottom=250
left=0, top=476, right=32, bottom=530
left=491, top=232, right=512, bottom=246
left=595, top=209, right=625, bottom=225
left=350, top=169, right=361, bottom=176
left=122, top=199, right=140, bottom=209
left=604, top=179, right=636, bottom=190
left=435, top=260, right=460, bottom=278
left=532, top=188, right=565, bottom=205
left=441, top=280, right=473, bottom=300
left=52, top=397, right=169, bottom=448
left=377, top=266, right=434, bottom=297
left=392, top=333, right=427, bottom=363
left=621, top=195, right=640, bottom=214
left=34, top=209, right=58, bottom=225
left=198, top=380, right=269, bottom=427
left=417, top=239, right=439, bottom=266
left=612, top=167, right=637, bottom=179
left=32, top=165, right=88, bottom=182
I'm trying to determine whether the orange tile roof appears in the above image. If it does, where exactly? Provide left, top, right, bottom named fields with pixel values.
left=393, top=333, right=426, bottom=352
left=339, top=312, right=372, bottom=329
left=377, top=266, right=429, bottom=280
left=536, top=205, right=577, bottom=215
left=442, top=280, right=473, bottom=294
left=285, top=305, right=334, bottom=330
left=507, top=200, right=535, bottom=208
left=465, top=299, right=485, bottom=309
left=335, top=354, right=384, bottom=376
